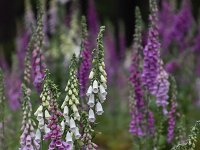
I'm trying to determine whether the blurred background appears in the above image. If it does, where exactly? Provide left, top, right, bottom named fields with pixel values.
left=1, top=0, right=200, bottom=149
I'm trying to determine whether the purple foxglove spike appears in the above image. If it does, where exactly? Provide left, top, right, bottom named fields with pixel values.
left=79, top=40, right=91, bottom=97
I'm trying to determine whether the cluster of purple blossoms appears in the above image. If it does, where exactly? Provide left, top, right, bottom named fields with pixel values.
left=44, top=107, right=70, bottom=150
left=129, top=53, right=146, bottom=136
left=156, top=60, right=170, bottom=114
left=79, top=47, right=91, bottom=97
left=32, top=47, right=46, bottom=92
left=142, top=15, right=160, bottom=95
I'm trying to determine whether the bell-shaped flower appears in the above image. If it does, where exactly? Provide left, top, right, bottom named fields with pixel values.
left=74, top=112, right=80, bottom=121
left=66, top=131, right=73, bottom=144
left=86, top=86, right=93, bottom=96
left=37, top=111, right=43, bottom=120
left=64, top=115, right=70, bottom=125
left=99, top=84, right=107, bottom=97
left=74, top=127, right=81, bottom=139
left=98, top=93, right=106, bottom=103
left=92, top=80, right=98, bottom=93
left=34, top=105, right=43, bottom=116
left=45, top=110, right=51, bottom=119
left=87, top=94, right=95, bottom=107
left=63, top=106, right=69, bottom=116
left=35, top=129, right=41, bottom=142
left=69, top=118, right=76, bottom=131
left=88, top=109, right=95, bottom=122
left=96, top=101, right=104, bottom=115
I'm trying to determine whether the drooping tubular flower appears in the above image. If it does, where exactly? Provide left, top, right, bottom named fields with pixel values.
left=129, top=7, right=146, bottom=136
left=32, top=9, right=46, bottom=93
left=0, top=69, right=6, bottom=149
left=86, top=26, right=107, bottom=122
left=61, top=54, right=81, bottom=146
left=42, top=74, right=70, bottom=150
left=20, top=84, right=40, bottom=150
left=142, top=0, right=160, bottom=95
left=78, top=16, right=92, bottom=97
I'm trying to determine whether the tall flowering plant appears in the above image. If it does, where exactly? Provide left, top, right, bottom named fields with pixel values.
left=86, top=26, right=107, bottom=122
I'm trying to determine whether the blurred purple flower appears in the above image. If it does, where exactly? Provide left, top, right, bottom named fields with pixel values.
left=142, top=15, right=160, bottom=95
left=156, top=61, right=170, bottom=114
left=16, top=31, right=29, bottom=72
left=165, top=60, right=179, bottom=73
left=87, top=0, right=99, bottom=38
left=32, top=47, right=46, bottom=93
left=104, top=31, right=118, bottom=83
left=5, top=73, right=21, bottom=110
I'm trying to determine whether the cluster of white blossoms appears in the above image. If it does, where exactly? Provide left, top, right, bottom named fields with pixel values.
left=61, top=55, right=81, bottom=144
left=34, top=75, right=51, bottom=138
left=86, top=26, right=107, bottom=122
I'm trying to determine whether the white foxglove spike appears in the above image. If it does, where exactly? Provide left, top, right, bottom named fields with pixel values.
left=99, top=84, right=107, bottom=97
left=86, top=86, right=93, bottom=96
left=87, top=94, right=95, bottom=107
left=74, top=127, right=81, bottom=139
left=44, top=110, right=51, bottom=119
left=88, top=109, right=95, bottom=122
left=63, top=106, right=69, bottom=116
left=92, top=80, right=98, bottom=93
left=66, top=131, right=73, bottom=144
left=96, top=102, right=104, bottom=115
left=89, top=71, right=94, bottom=79
left=74, top=112, right=80, bottom=121
left=69, top=118, right=76, bottom=131
left=100, top=75, right=106, bottom=83
left=72, top=104, right=78, bottom=113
